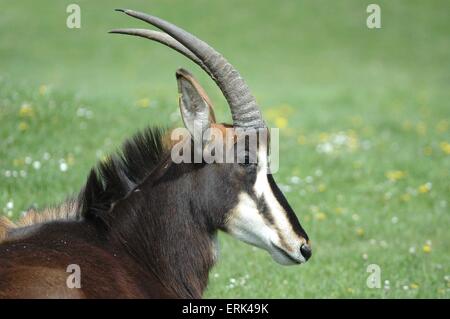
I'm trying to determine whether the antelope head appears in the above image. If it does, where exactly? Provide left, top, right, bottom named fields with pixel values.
left=111, top=9, right=311, bottom=265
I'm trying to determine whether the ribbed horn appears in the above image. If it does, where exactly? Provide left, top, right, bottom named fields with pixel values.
left=113, top=9, right=265, bottom=128
left=109, top=28, right=212, bottom=77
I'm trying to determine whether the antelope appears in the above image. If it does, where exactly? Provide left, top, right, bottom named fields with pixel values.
left=0, top=9, right=311, bottom=299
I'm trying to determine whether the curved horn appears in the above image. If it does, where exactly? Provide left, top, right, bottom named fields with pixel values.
left=113, top=9, right=265, bottom=128
left=109, top=28, right=211, bottom=77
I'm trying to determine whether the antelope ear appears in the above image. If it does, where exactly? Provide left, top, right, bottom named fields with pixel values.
left=176, top=68, right=216, bottom=140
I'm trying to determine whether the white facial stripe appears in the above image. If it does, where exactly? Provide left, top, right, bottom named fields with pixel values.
left=225, top=146, right=307, bottom=265
left=254, top=147, right=305, bottom=251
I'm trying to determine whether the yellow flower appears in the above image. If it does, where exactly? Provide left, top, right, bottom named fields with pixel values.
left=319, top=132, right=329, bottom=142
left=402, top=120, right=412, bottom=131
left=13, top=158, right=24, bottom=167
left=401, top=193, right=411, bottom=202
left=422, top=244, right=432, bottom=253
left=385, top=170, right=406, bottom=182
left=67, top=154, right=75, bottom=166
left=418, top=183, right=432, bottom=194
left=137, top=98, right=150, bottom=108
left=39, top=84, right=48, bottom=95
left=317, top=184, right=326, bottom=192
left=18, top=122, right=29, bottom=131
left=334, top=207, right=343, bottom=215
left=440, top=142, right=450, bottom=155
left=436, top=120, right=448, bottom=133
left=423, top=146, right=432, bottom=156
left=266, top=104, right=295, bottom=121
left=416, top=122, right=427, bottom=136
left=346, top=287, right=354, bottom=293
left=315, top=212, right=326, bottom=221
left=356, top=228, right=364, bottom=237
left=410, top=283, right=419, bottom=289
left=297, top=135, right=307, bottom=145
left=347, top=135, right=359, bottom=151
left=19, top=103, right=34, bottom=118
left=275, top=117, right=288, bottom=129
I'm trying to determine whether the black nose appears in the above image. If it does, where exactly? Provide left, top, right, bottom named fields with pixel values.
left=300, top=244, right=312, bottom=261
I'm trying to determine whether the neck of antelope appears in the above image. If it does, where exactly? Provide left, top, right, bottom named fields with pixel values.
left=106, top=163, right=217, bottom=298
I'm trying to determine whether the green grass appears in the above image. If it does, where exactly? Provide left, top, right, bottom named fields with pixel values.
left=0, top=0, right=449, bottom=298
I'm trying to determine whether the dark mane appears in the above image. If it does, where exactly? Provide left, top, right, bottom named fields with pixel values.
left=79, top=127, right=168, bottom=220
left=77, top=126, right=215, bottom=298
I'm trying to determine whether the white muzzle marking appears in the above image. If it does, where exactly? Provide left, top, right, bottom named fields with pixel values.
left=225, top=147, right=308, bottom=265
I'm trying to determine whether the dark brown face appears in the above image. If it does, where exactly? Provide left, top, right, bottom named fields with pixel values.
left=163, top=71, right=311, bottom=265
left=168, top=121, right=311, bottom=265
left=213, top=139, right=310, bottom=265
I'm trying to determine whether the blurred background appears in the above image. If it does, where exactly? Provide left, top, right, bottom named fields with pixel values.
left=0, top=0, right=449, bottom=298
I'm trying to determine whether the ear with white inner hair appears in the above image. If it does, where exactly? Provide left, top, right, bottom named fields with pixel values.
left=176, top=68, right=216, bottom=147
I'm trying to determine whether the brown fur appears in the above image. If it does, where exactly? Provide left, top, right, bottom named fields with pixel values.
left=0, top=217, right=16, bottom=242
left=0, top=200, right=79, bottom=244
left=17, top=200, right=79, bottom=228
left=0, top=123, right=234, bottom=245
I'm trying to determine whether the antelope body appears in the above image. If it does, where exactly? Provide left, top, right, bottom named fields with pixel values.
left=0, top=9, right=311, bottom=298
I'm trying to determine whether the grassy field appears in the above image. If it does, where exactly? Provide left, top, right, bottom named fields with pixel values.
left=0, top=0, right=449, bottom=298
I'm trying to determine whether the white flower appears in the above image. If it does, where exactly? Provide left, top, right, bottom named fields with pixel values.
left=59, top=162, right=68, bottom=172
left=316, top=142, right=333, bottom=154
left=43, top=152, right=51, bottom=160
left=333, top=133, right=347, bottom=145
left=32, top=161, right=41, bottom=170
left=25, top=156, right=32, bottom=165
left=6, top=201, right=14, bottom=210
left=391, top=216, right=398, bottom=224
left=76, top=107, right=93, bottom=119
